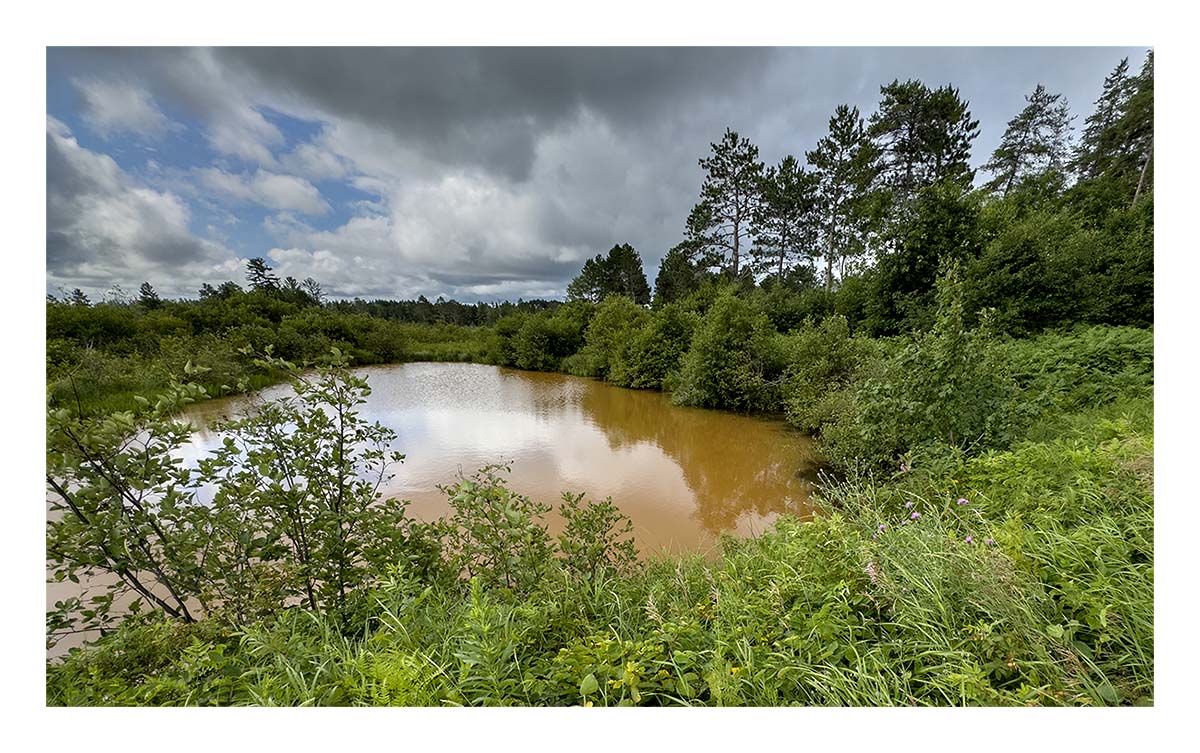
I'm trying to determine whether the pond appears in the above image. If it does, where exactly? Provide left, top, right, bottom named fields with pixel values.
left=182, top=361, right=821, bottom=556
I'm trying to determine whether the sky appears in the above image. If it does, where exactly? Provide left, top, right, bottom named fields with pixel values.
left=45, top=46, right=1148, bottom=302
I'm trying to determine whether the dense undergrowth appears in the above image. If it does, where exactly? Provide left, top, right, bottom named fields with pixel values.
left=45, top=310, right=1153, bottom=706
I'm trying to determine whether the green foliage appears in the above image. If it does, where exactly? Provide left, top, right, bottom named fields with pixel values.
left=557, top=493, right=638, bottom=582
left=566, top=244, right=651, bottom=305
left=564, top=295, right=649, bottom=381
left=199, top=351, right=429, bottom=623
left=441, top=465, right=555, bottom=596
left=823, top=277, right=1024, bottom=470
left=962, top=200, right=1153, bottom=334
left=614, top=302, right=698, bottom=390
left=780, top=315, right=880, bottom=434
left=866, top=181, right=983, bottom=335
left=673, top=292, right=785, bottom=411
left=47, top=379, right=215, bottom=637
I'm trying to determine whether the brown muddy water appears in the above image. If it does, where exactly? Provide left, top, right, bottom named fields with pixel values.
left=183, top=362, right=821, bottom=554
left=48, top=362, right=819, bottom=655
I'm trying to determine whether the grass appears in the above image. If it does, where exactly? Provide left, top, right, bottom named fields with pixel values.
left=46, top=390, right=1153, bottom=706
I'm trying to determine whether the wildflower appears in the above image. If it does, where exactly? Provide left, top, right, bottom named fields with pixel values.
left=985, top=538, right=996, bottom=546
left=731, top=667, right=742, bottom=674
left=905, top=500, right=914, bottom=508
left=878, top=523, right=886, bottom=531
left=899, top=461, right=910, bottom=473
left=964, top=536, right=973, bottom=544
left=911, top=512, right=920, bottom=520
left=957, top=498, right=969, bottom=505
left=865, top=561, right=878, bottom=584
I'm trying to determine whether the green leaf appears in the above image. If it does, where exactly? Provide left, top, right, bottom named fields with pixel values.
left=1096, top=683, right=1120, bottom=705
left=579, top=673, right=599, bottom=696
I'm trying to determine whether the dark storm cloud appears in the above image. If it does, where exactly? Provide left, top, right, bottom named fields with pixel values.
left=218, top=47, right=776, bottom=181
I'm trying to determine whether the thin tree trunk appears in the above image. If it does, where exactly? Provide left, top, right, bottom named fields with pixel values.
left=1132, top=142, right=1153, bottom=207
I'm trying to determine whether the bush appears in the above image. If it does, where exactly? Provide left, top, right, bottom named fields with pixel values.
left=564, top=295, right=648, bottom=380
left=822, top=279, right=1024, bottom=471
left=673, top=292, right=786, bottom=411
left=615, top=302, right=699, bottom=390
left=780, top=315, right=880, bottom=435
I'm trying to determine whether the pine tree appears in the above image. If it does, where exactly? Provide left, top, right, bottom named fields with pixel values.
left=869, top=80, right=979, bottom=203
left=138, top=282, right=162, bottom=309
left=1072, top=57, right=1135, bottom=181
left=686, top=128, right=765, bottom=276
left=245, top=257, right=280, bottom=292
left=302, top=277, right=325, bottom=305
left=566, top=244, right=651, bottom=305
left=752, top=155, right=820, bottom=280
left=807, top=105, right=884, bottom=290
left=68, top=288, right=90, bottom=306
left=1124, top=51, right=1154, bottom=206
left=983, top=84, right=1074, bottom=197
left=922, top=85, right=980, bottom=188
left=653, top=242, right=707, bottom=306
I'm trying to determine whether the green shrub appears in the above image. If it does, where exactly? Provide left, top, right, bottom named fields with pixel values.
left=780, top=315, right=880, bottom=434
left=615, top=302, right=699, bottom=390
left=673, top=292, right=786, bottom=411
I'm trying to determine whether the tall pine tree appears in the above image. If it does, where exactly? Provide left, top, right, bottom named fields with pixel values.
left=807, top=105, right=883, bottom=290
left=752, top=155, right=820, bottom=280
left=686, top=128, right=765, bottom=277
left=1072, top=57, right=1135, bottom=181
left=983, top=84, right=1074, bottom=197
left=869, top=80, right=979, bottom=203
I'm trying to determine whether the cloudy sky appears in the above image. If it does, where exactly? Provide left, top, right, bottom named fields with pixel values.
left=46, top=46, right=1147, bottom=301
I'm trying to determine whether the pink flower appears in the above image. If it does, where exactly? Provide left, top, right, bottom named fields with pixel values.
left=879, top=523, right=886, bottom=531
left=964, top=536, right=973, bottom=544
left=957, top=498, right=969, bottom=505
left=911, top=512, right=921, bottom=520
left=985, top=538, right=996, bottom=546
left=905, top=500, right=915, bottom=508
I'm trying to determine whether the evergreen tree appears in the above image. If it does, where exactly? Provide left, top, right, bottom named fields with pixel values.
left=869, top=80, right=979, bottom=203
left=198, top=283, right=219, bottom=300
left=807, top=105, right=884, bottom=290
left=138, top=282, right=162, bottom=309
left=245, top=257, right=280, bottom=292
left=653, top=242, right=706, bottom=306
left=605, top=243, right=652, bottom=305
left=1124, top=51, right=1154, bottom=206
left=983, top=84, right=1074, bottom=197
left=216, top=281, right=243, bottom=299
left=302, top=277, right=325, bottom=305
left=686, top=128, right=765, bottom=276
left=1072, top=57, right=1135, bottom=181
left=68, top=288, right=90, bottom=306
left=922, top=85, right=980, bottom=188
left=566, top=244, right=651, bottom=305
left=752, top=155, right=820, bottom=280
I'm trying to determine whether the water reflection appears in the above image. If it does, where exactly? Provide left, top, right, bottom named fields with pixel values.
left=178, top=363, right=819, bottom=556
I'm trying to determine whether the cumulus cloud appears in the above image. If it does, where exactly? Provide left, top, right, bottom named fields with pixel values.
left=46, top=117, right=238, bottom=296
left=74, top=78, right=173, bottom=139
left=197, top=167, right=330, bottom=215
left=279, top=139, right=353, bottom=182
